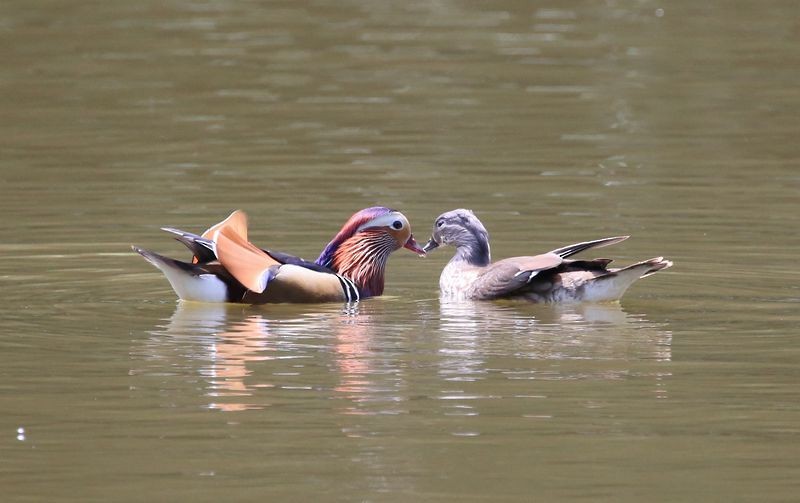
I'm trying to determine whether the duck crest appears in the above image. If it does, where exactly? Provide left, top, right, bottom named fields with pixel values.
left=316, top=206, right=395, bottom=297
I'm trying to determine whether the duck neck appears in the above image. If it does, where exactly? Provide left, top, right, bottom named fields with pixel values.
left=452, top=238, right=491, bottom=267
left=326, top=231, right=396, bottom=298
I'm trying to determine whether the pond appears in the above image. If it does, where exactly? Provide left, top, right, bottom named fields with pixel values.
left=1, top=1, right=798, bottom=501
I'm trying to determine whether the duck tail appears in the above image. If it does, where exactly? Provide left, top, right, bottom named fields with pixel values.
left=578, top=257, right=673, bottom=302
left=634, top=257, right=674, bottom=278
left=160, top=227, right=216, bottom=264
left=132, top=246, right=228, bottom=302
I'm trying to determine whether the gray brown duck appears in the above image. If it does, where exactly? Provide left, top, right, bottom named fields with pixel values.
left=422, top=209, right=672, bottom=303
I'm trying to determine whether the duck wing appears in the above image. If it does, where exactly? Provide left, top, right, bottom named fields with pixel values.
left=215, top=226, right=357, bottom=303
left=163, top=209, right=332, bottom=270
left=201, top=209, right=249, bottom=241
left=469, top=253, right=564, bottom=299
left=548, top=236, right=629, bottom=259
left=261, top=249, right=336, bottom=274
left=158, top=210, right=249, bottom=264
left=160, top=227, right=217, bottom=264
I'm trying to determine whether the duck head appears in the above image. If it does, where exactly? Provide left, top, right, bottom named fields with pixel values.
left=423, top=209, right=491, bottom=266
left=316, top=207, right=425, bottom=297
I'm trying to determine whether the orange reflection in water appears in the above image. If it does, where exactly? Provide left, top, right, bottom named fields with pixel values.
left=333, top=313, right=372, bottom=398
left=208, top=315, right=273, bottom=412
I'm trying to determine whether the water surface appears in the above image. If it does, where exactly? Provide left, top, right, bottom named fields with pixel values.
left=1, top=1, right=799, bottom=501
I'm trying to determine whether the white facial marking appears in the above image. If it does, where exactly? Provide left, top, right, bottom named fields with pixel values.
left=356, top=212, right=408, bottom=233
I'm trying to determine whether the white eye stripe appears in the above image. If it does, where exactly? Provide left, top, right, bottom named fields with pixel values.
left=356, top=213, right=408, bottom=233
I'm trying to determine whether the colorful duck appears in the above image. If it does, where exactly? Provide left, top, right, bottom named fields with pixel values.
left=133, top=207, right=425, bottom=303
left=422, top=209, right=672, bottom=303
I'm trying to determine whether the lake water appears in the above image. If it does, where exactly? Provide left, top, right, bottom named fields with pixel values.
left=2, top=1, right=799, bottom=501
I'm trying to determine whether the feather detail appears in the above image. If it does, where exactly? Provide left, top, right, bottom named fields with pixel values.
left=215, top=226, right=280, bottom=293
left=160, top=227, right=217, bottom=264
left=316, top=207, right=393, bottom=268
left=131, top=245, right=241, bottom=302
left=240, top=265, right=350, bottom=304
left=330, top=230, right=397, bottom=297
left=203, top=210, right=248, bottom=242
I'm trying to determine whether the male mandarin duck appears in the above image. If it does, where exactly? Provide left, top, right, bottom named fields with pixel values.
left=133, top=207, right=425, bottom=304
left=422, top=209, right=672, bottom=303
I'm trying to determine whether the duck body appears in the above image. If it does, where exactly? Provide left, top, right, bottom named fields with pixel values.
left=424, top=209, right=672, bottom=303
left=133, top=207, right=424, bottom=304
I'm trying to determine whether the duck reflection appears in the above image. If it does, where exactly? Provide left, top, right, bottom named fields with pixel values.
left=331, top=303, right=409, bottom=418
left=437, top=300, right=673, bottom=363
left=156, top=302, right=275, bottom=411
left=435, top=300, right=673, bottom=399
left=136, top=298, right=672, bottom=418
left=333, top=308, right=372, bottom=396
left=139, top=301, right=406, bottom=414
left=431, top=300, right=674, bottom=435
left=206, top=314, right=274, bottom=411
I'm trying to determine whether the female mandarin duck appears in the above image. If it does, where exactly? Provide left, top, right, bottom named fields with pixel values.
left=133, top=207, right=425, bottom=303
left=422, top=209, right=672, bottom=303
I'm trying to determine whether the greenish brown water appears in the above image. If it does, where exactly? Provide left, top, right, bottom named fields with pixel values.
left=1, top=1, right=799, bottom=501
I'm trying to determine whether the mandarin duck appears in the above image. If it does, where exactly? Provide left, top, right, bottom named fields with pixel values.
left=133, top=207, right=425, bottom=303
left=422, top=209, right=672, bottom=303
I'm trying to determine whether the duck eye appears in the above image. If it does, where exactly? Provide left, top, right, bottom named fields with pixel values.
left=391, top=220, right=403, bottom=230
left=436, top=220, right=444, bottom=228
